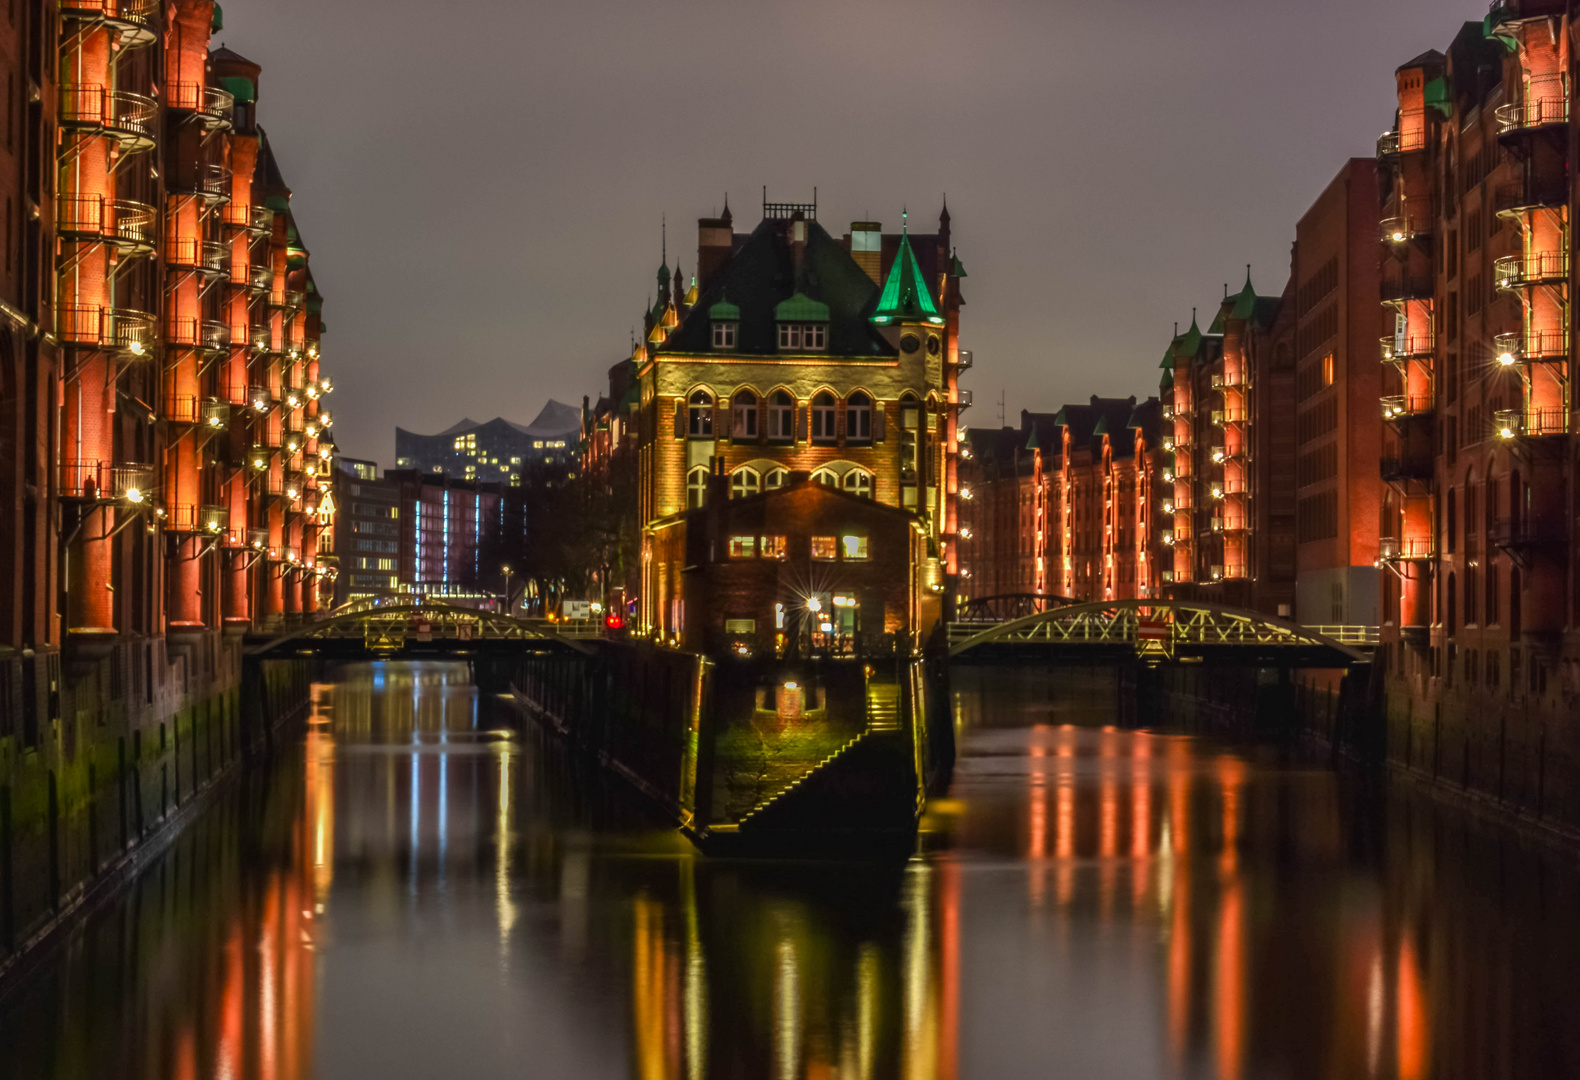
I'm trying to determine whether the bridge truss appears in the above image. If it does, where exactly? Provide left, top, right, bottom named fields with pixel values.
left=947, top=600, right=1369, bottom=668
left=246, top=603, right=594, bottom=659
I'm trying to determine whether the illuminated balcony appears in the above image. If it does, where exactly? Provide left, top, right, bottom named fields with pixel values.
left=1210, top=374, right=1224, bottom=389
left=202, top=399, right=231, bottom=431
left=958, top=388, right=973, bottom=410
left=1221, top=406, right=1247, bottom=423
left=166, top=238, right=230, bottom=277
left=199, top=505, right=230, bottom=537
left=1493, top=328, right=1566, bottom=366
left=58, top=304, right=155, bottom=355
left=246, top=528, right=270, bottom=551
left=164, top=394, right=201, bottom=425
left=56, top=195, right=156, bottom=255
left=171, top=161, right=232, bottom=203
left=246, top=445, right=275, bottom=473
left=268, top=288, right=306, bottom=311
left=165, top=317, right=230, bottom=353
left=1380, top=333, right=1434, bottom=363
left=1209, top=565, right=1225, bottom=581
left=1377, top=112, right=1428, bottom=158
left=245, top=263, right=273, bottom=294
left=1381, top=394, right=1434, bottom=423
left=1380, top=536, right=1435, bottom=561
left=1380, top=214, right=1432, bottom=244
left=247, top=326, right=272, bottom=353
left=60, top=460, right=154, bottom=502
left=1210, top=409, right=1224, bottom=426
left=59, top=0, right=158, bottom=45
left=1223, top=564, right=1248, bottom=580
left=166, top=82, right=234, bottom=129
left=1494, top=407, right=1568, bottom=439
left=246, top=387, right=277, bottom=416
left=1496, top=79, right=1569, bottom=135
left=1495, top=251, right=1568, bottom=290
left=956, top=349, right=974, bottom=371
left=58, top=85, right=157, bottom=152
left=223, top=203, right=275, bottom=236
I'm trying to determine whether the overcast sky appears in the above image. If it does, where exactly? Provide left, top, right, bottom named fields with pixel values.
left=227, top=0, right=1465, bottom=465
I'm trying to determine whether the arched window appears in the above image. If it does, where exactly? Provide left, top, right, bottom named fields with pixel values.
left=812, top=468, right=839, bottom=487
left=768, top=390, right=794, bottom=442
left=811, top=392, right=837, bottom=443
left=732, top=390, right=758, bottom=440
left=1487, top=563, right=1499, bottom=626
left=688, top=390, right=714, bottom=438
left=686, top=466, right=708, bottom=509
left=1446, top=572, right=1457, bottom=636
left=846, top=391, right=872, bottom=442
left=1510, top=567, right=1522, bottom=642
left=764, top=467, right=788, bottom=490
left=730, top=467, right=760, bottom=499
left=843, top=469, right=873, bottom=499
left=1446, top=488, right=1457, bottom=553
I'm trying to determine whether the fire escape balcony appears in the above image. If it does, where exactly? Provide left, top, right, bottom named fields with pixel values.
left=1381, top=394, right=1435, bottom=424
left=222, top=203, right=275, bottom=236
left=246, top=445, right=275, bottom=473
left=56, top=195, right=156, bottom=256
left=246, top=387, right=277, bottom=417
left=1223, top=564, right=1248, bottom=580
left=1381, top=453, right=1434, bottom=486
left=1377, top=112, right=1428, bottom=158
left=1381, top=214, right=1432, bottom=245
left=1492, top=516, right=1567, bottom=554
left=60, top=460, right=154, bottom=502
left=1488, top=0, right=1569, bottom=32
left=58, top=85, right=156, bottom=153
left=246, top=326, right=272, bottom=353
left=165, top=316, right=230, bottom=353
left=1494, top=406, right=1568, bottom=439
left=201, top=399, right=230, bottom=430
left=166, top=82, right=235, bottom=130
left=268, top=288, right=306, bottom=311
left=164, top=394, right=201, bottom=425
left=59, top=0, right=159, bottom=45
left=244, top=263, right=273, bottom=294
left=170, top=162, right=232, bottom=204
left=1496, top=81, right=1570, bottom=136
left=1494, top=251, right=1568, bottom=290
left=58, top=304, right=155, bottom=356
left=1493, top=328, right=1566, bottom=365
left=1379, top=536, right=1434, bottom=561
left=1494, top=180, right=1568, bottom=215
left=1381, top=272, right=1434, bottom=303
left=956, top=349, right=973, bottom=371
left=166, top=238, right=230, bottom=278
left=245, top=528, right=270, bottom=551
left=1381, top=333, right=1434, bottom=363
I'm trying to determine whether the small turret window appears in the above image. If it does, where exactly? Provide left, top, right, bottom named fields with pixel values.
left=712, top=321, right=737, bottom=348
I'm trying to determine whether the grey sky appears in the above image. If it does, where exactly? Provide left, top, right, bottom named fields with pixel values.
left=230, top=0, right=1462, bottom=464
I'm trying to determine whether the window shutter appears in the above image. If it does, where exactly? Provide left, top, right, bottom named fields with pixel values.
left=674, top=400, right=685, bottom=439
left=872, top=404, right=886, bottom=443
left=796, top=406, right=808, bottom=443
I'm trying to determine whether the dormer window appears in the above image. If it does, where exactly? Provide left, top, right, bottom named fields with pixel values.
left=774, top=293, right=830, bottom=352
left=708, top=297, right=740, bottom=350
left=778, top=323, right=826, bottom=351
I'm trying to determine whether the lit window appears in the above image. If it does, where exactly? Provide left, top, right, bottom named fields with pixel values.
left=732, top=390, right=758, bottom=438
left=846, top=392, right=872, bottom=441
left=712, top=321, right=737, bottom=348
left=842, top=535, right=869, bottom=560
left=1322, top=353, right=1335, bottom=386
left=533, top=440, right=544, bottom=449
left=765, top=468, right=788, bottom=489
left=843, top=470, right=873, bottom=499
left=811, top=392, right=836, bottom=442
left=686, top=466, right=708, bottom=509
left=728, top=536, right=757, bottom=558
left=812, top=468, right=839, bottom=487
left=811, top=536, right=837, bottom=560
left=761, top=535, right=787, bottom=559
left=730, top=467, right=760, bottom=499
left=768, top=390, right=794, bottom=441
left=688, top=390, right=714, bottom=437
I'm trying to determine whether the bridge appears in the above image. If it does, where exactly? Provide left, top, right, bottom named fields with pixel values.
left=954, top=592, right=1078, bottom=622
left=245, top=602, right=596, bottom=660
left=947, top=600, right=1371, bottom=669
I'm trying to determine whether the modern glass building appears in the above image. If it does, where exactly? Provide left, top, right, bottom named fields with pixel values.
left=394, top=400, right=582, bottom=488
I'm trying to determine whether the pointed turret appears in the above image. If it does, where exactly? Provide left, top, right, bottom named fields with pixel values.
left=870, top=213, right=944, bottom=326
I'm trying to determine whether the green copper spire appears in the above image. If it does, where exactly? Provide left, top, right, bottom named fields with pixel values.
left=870, top=213, right=944, bottom=326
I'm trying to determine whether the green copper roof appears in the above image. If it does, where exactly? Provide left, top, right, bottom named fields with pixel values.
left=219, top=75, right=254, bottom=103
left=1424, top=76, right=1452, bottom=117
left=1093, top=416, right=1110, bottom=436
left=1024, top=424, right=1040, bottom=451
left=212, top=2, right=223, bottom=31
left=709, top=297, right=740, bottom=321
left=1159, top=340, right=1178, bottom=371
left=774, top=292, right=830, bottom=322
left=1160, top=368, right=1174, bottom=390
left=870, top=230, right=944, bottom=326
left=1175, top=315, right=1204, bottom=358
left=951, top=254, right=968, bottom=278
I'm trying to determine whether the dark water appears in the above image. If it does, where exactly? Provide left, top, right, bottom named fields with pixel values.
left=2, top=661, right=1578, bottom=1080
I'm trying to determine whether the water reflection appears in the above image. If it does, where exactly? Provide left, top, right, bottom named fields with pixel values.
left=1, top=662, right=1579, bottom=1078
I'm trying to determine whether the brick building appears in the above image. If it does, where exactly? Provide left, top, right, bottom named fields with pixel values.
left=632, top=195, right=966, bottom=639
left=336, top=460, right=402, bottom=604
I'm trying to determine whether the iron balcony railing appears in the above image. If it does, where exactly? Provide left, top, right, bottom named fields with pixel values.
left=269, top=288, right=306, bottom=311
left=56, top=195, right=156, bottom=253
left=164, top=394, right=201, bottom=424
left=1381, top=273, right=1434, bottom=302
left=222, top=203, right=274, bottom=235
left=958, top=388, right=973, bottom=409
left=249, top=326, right=272, bottom=352
left=1493, top=180, right=1569, bottom=214
left=957, top=349, right=973, bottom=371
left=1381, top=333, right=1434, bottom=362
left=200, top=505, right=230, bottom=536
left=58, top=304, right=155, bottom=354
left=1377, top=113, right=1428, bottom=158
left=166, top=237, right=230, bottom=275
left=1380, top=214, right=1432, bottom=244
left=1210, top=409, right=1224, bottom=426
left=1493, top=517, right=1567, bottom=548
left=247, top=528, right=270, bottom=550
left=166, top=82, right=234, bottom=127
left=1495, top=251, right=1569, bottom=289
left=1494, top=406, right=1568, bottom=438
left=1380, top=536, right=1434, bottom=561
left=1221, top=406, right=1248, bottom=423
left=1223, top=564, right=1248, bottom=579
left=60, top=0, right=160, bottom=34
left=1381, top=455, right=1434, bottom=484
left=247, top=387, right=277, bottom=415
left=165, top=317, right=230, bottom=352
left=59, top=460, right=154, bottom=501
left=171, top=161, right=232, bottom=202
left=1493, top=328, right=1566, bottom=364
left=1496, top=80, right=1570, bottom=134
left=201, top=399, right=230, bottom=430
left=247, top=263, right=273, bottom=293
left=1381, top=394, right=1435, bottom=421
left=164, top=504, right=201, bottom=533
left=58, top=85, right=157, bottom=149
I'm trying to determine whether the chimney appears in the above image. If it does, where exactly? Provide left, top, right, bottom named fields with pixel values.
left=790, top=212, right=807, bottom=281
left=697, top=203, right=734, bottom=292
left=850, top=221, right=882, bottom=284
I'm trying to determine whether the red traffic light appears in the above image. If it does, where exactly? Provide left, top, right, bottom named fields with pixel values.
left=604, top=612, right=625, bottom=630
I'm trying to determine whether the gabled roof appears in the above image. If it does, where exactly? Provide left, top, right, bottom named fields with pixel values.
left=871, top=228, right=944, bottom=326
left=1053, top=396, right=1141, bottom=459
left=1209, top=271, right=1284, bottom=333
left=658, top=218, right=892, bottom=358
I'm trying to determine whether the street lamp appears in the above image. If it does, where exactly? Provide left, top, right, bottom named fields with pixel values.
left=501, top=564, right=514, bottom=610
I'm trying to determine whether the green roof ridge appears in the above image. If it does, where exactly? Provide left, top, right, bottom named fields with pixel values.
left=774, top=292, right=830, bottom=322
left=709, top=294, right=740, bottom=321
left=871, top=227, right=943, bottom=326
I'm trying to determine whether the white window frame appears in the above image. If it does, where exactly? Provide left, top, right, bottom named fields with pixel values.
left=732, top=391, right=758, bottom=438
left=730, top=467, right=760, bottom=499
left=686, top=466, right=708, bottom=509
left=843, top=470, right=873, bottom=499
left=712, top=321, right=737, bottom=349
left=847, top=392, right=871, bottom=441
left=688, top=390, right=713, bottom=438
left=768, top=391, right=794, bottom=441
left=811, top=393, right=837, bottom=443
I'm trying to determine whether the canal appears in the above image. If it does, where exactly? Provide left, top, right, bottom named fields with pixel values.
left=1, top=661, right=1577, bottom=1079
